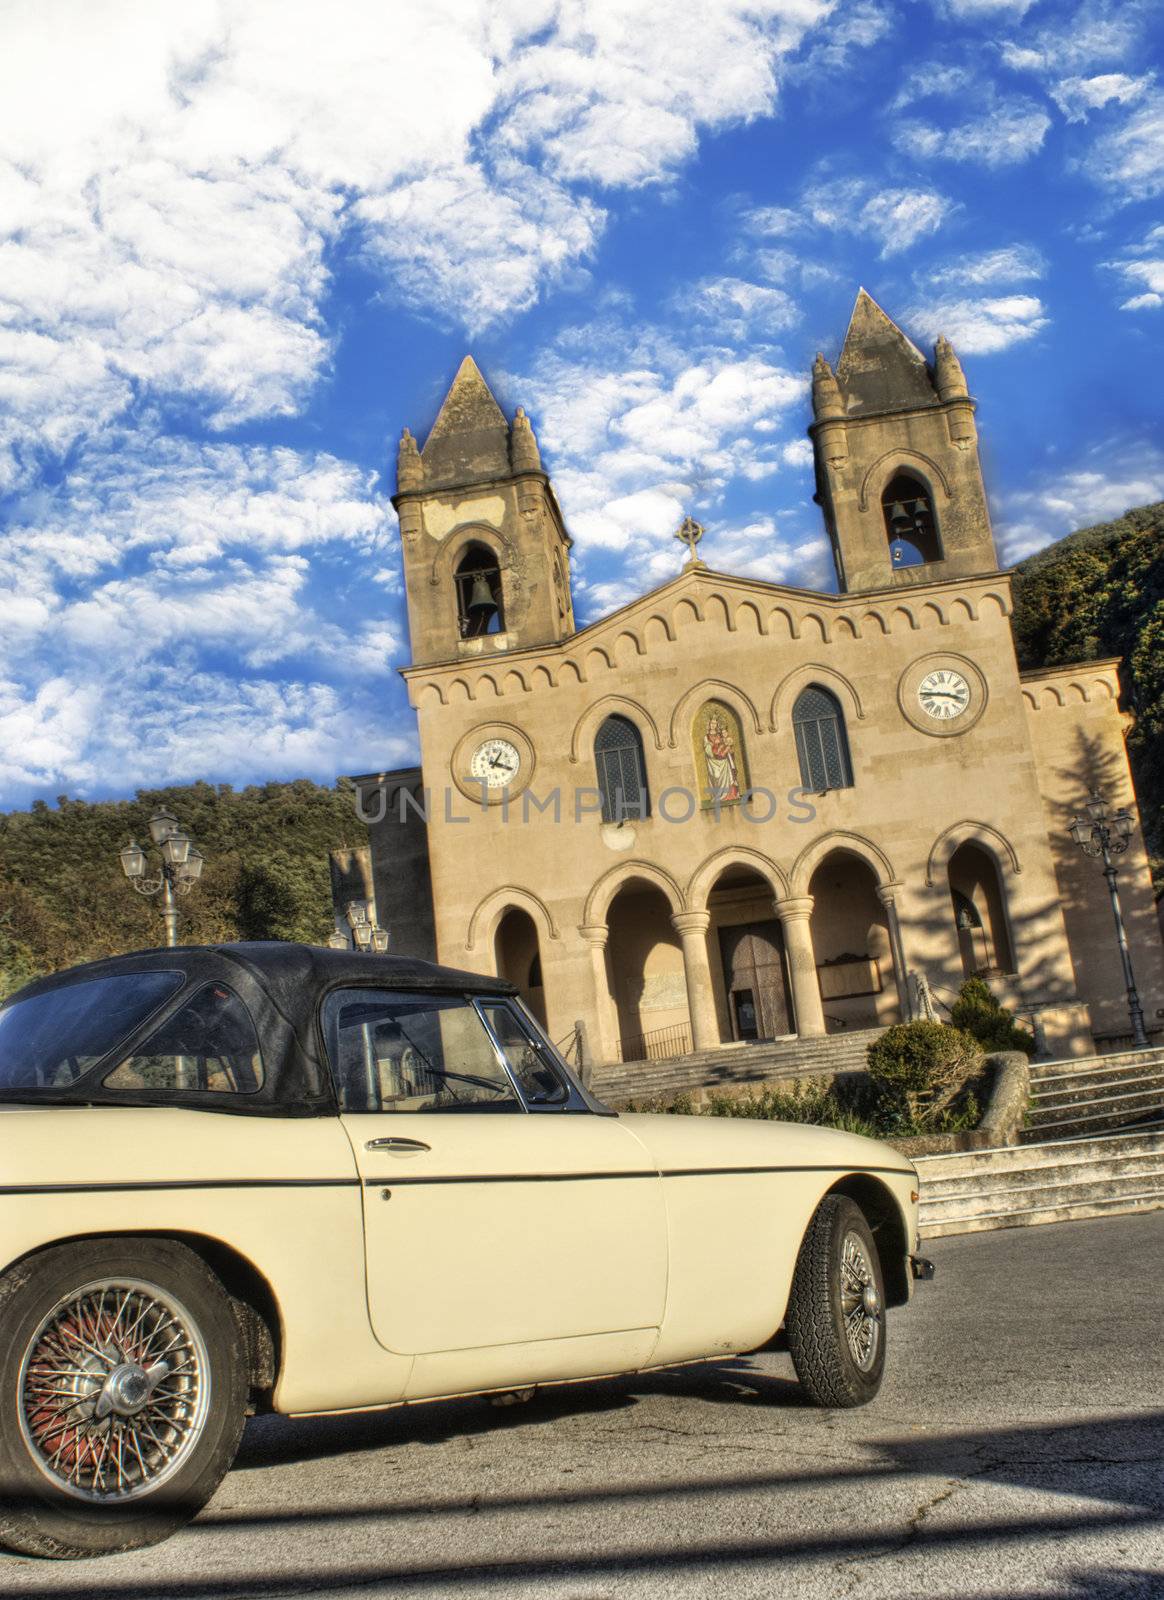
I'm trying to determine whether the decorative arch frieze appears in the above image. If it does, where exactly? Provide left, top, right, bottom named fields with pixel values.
left=686, top=847, right=791, bottom=911
left=857, top=450, right=952, bottom=513
left=925, top=821, right=1022, bottom=887
left=583, top=860, right=686, bottom=927
left=465, top=886, right=560, bottom=954
left=769, top=663, right=865, bottom=731
left=667, top=678, right=763, bottom=749
left=790, top=831, right=898, bottom=896
left=569, top=695, right=664, bottom=763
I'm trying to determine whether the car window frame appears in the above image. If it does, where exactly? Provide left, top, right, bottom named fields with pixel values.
left=473, top=997, right=588, bottom=1113
left=101, top=978, right=267, bottom=1101
left=318, top=984, right=530, bottom=1115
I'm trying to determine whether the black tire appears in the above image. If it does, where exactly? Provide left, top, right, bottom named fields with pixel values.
left=785, top=1194, right=886, bottom=1408
left=0, top=1237, right=247, bottom=1559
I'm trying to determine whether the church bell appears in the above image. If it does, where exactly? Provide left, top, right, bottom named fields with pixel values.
left=467, top=573, right=497, bottom=613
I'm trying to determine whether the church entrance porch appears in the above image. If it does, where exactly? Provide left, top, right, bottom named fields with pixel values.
left=606, top=881, right=693, bottom=1063
left=808, top=851, right=903, bottom=1031
left=494, top=905, right=547, bottom=1029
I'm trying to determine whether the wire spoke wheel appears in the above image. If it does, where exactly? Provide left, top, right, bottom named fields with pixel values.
left=838, top=1231, right=881, bottom=1373
left=18, top=1278, right=211, bottom=1505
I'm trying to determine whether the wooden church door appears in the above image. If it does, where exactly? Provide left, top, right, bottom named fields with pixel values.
left=718, top=921, right=793, bottom=1042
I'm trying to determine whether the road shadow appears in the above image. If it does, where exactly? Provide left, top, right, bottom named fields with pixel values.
left=233, top=1356, right=807, bottom=1472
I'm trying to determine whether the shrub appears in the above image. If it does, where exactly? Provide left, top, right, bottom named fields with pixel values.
left=866, top=1020, right=985, bottom=1133
left=702, top=1080, right=881, bottom=1139
left=950, top=977, right=1036, bottom=1055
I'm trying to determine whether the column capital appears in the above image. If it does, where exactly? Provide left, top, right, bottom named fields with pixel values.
left=774, top=895, right=814, bottom=923
left=875, top=879, right=905, bottom=908
left=671, top=910, right=711, bottom=936
left=578, top=923, right=609, bottom=949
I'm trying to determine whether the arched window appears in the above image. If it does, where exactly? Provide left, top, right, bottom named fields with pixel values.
left=793, top=687, right=853, bottom=792
left=882, top=472, right=941, bottom=568
left=594, top=715, right=650, bottom=823
left=454, top=544, right=504, bottom=637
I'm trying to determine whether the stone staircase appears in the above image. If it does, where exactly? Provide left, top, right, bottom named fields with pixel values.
left=1022, top=1046, right=1164, bottom=1142
left=590, top=1028, right=883, bottom=1106
left=916, top=1045, right=1164, bottom=1238
left=915, top=1130, right=1164, bottom=1237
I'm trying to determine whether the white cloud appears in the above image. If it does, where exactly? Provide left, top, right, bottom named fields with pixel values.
left=893, top=100, right=1051, bottom=167
left=907, top=294, right=1049, bottom=354
left=0, top=429, right=405, bottom=796
left=924, top=245, right=1046, bottom=288
left=937, top=0, right=1037, bottom=16
left=0, top=0, right=838, bottom=489
left=1076, top=89, right=1164, bottom=201
left=1051, top=73, right=1153, bottom=122
left=672, top=277, right=801, bottom=338
left=505, top=320, right=818, bottom=602
left=995, top=441, right=1164, bottom=561
left=1107, top=224, right=1164, bottom=310
left=794, top=180, right=955, bottom=258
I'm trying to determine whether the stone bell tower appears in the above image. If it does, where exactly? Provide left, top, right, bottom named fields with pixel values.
left=809, top=290, right=999, bottom=593
left=393, top=356, right=575, bottom=668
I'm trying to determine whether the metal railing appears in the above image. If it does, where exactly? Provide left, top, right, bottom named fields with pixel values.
left=618, top=1023, right=692, bottom=1064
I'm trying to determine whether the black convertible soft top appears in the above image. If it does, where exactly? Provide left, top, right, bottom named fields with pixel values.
left=2, top=943, right=519, bottom=1116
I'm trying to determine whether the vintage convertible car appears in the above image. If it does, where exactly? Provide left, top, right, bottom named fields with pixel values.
left=0, top=943, right=929, bottom=1559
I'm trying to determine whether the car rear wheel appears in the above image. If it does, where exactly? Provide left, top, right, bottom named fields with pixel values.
left=785, top=1194, right=886, bottom=1408
left=0, top=1237, right=247, bottom=1559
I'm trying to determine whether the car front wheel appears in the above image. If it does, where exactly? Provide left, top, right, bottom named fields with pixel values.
left=0, top=1237, right=247, bottom=1559
left=785, top=1193, right=886, bottom=1408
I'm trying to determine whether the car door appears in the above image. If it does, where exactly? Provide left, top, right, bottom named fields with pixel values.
left=321, top=986, right=668, bottom=1357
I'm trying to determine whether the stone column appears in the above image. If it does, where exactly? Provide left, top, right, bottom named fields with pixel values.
left=774, top=896, right=827, bottom=1038
left=671, top=910, right=720, bottom=1053
left=876, top=881, right=910, bottom=1020
left=578, top=924, right=618, bottom=1065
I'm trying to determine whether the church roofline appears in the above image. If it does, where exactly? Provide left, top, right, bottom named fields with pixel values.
left=399, top=561, right=1014, bottom=679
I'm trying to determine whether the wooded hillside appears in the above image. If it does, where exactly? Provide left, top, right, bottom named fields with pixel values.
left=0, top=779, right=366, bottom=999
left=1009, top=500, right=1163, bottom=889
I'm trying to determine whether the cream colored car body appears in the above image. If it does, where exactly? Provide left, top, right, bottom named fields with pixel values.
left=0, top=1101, right=918, bottom=1415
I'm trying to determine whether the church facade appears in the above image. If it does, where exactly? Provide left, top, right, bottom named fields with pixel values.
left=351, top=292, right=1164, bottom=1067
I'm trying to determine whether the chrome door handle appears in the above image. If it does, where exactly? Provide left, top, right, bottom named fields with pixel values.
left=364, top=1136, right=431, bottom=1152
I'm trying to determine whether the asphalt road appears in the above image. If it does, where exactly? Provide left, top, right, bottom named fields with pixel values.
left=4, top=1213, right=1164, bottom=1600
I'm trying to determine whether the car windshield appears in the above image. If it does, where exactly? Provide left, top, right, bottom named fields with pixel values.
left=0, top=972, right=184, bottom=1093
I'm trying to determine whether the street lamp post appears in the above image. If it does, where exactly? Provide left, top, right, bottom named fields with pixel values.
left=119, top=809, right=205, bottom=949
left=341, top=900, right=390, bottom=953
left=1068, top=790, right=1148, bottom=1049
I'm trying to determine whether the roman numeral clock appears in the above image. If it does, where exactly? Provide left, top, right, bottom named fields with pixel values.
left=917, top=668, right=971, bottom=722
left=898, top=656, right=987, bottom=737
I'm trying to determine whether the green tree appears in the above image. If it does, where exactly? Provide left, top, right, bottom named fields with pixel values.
left=1009, top=500, right=1164, bottom=887
left=0, top=778, right=366, bottom=994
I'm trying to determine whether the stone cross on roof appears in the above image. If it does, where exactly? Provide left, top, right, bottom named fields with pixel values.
left=675, top=514, right=705, bottom=567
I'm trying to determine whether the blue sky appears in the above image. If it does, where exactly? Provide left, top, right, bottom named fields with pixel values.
left=0, top=0, right=1160, bottom=808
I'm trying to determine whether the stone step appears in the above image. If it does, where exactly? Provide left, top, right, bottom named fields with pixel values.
left=1029, top=1064, right=1164, bottom=1102
left=919, top=1189, right=1164, bottom=1238
left=921, top=1163, right=1164, bottom=1222
left=1030, top=1047, right=1164, bottom=1081
left=1023, top=1100, right=1164, bottom=1143
left=919, top=1146, right=1164, bottom=1201
left=913, top=1129, right=1164, bottom=1183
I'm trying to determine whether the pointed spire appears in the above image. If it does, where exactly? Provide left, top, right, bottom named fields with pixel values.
left=510, top=405, right=542, bottom=474
left=933, top=335, right=969, bottom=402
left=836, top=289, right=937, bottom=415
left=420, top=355, right=511, bottom=490
left=396, top=427, right=422, bottom=493
left=811, top=353, right=844, bottom=421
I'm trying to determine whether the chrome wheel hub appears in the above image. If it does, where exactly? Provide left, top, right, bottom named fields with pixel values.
left=839, top=1233, right=882, bottom=1372
left=18, top=1279, right=210, bottom=1504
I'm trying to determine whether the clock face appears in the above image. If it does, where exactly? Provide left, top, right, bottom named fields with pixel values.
left=469, top=737, right=522, bottom=789
left=917, top=668, right=971, bottom=721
